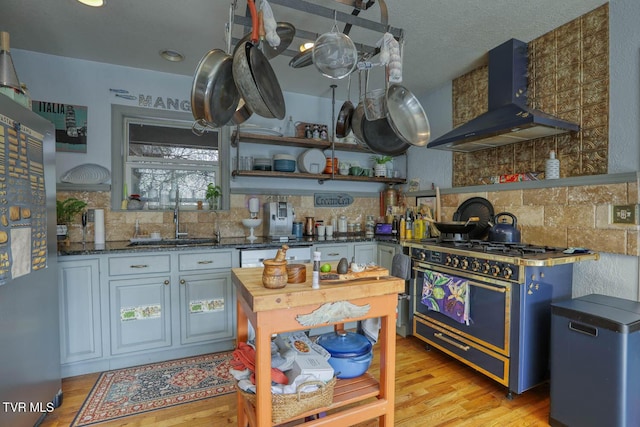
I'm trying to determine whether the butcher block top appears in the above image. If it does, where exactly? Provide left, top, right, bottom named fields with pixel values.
left=232, top=264, right=405, bottom=313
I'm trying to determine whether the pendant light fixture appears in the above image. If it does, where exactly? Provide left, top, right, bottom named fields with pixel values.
left=0, top=31, right=21, bottom=91
left=77, top=0, right=105, bottom=7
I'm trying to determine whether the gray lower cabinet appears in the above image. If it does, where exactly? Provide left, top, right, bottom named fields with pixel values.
left=178, top=250, right=235, bottom=345
left=58, top=257, right=102, bottom=365
left=109, top=274, right=172, bottom=355
left=353, top=242, right=377, bottom=264
left=59, top=248, right=238, bottom=377
left=377, top=242, right=400, bottom=271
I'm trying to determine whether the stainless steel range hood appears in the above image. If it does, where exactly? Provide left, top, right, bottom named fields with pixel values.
left=427, top=38, right=579, bottom=152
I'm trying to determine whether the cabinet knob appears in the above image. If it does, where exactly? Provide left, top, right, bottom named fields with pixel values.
left=164, top=280, right=170, bottom=285
left=180, top=279, right=186, bottom=285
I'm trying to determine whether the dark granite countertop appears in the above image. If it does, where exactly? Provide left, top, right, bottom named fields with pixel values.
left=58, top=235, right=400, bottom=256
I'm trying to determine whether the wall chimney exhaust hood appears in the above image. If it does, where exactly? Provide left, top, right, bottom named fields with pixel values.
left=427, top=38, right=579, bottom=152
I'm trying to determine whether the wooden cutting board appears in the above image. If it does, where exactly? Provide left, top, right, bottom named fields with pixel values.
left=320, top=266, right=389, bottom=282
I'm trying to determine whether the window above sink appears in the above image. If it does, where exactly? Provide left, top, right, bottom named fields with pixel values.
left=110, top=105, right=230, bottom=211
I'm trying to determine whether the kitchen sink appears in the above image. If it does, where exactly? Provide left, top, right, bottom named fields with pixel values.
left=127, top=238, right=219, bottom=247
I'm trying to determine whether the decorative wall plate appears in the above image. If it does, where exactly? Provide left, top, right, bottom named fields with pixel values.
left=60, top=164, right=111, bottom=184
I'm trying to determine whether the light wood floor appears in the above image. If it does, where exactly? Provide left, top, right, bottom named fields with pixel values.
left=40, top=335, right=551, bottom=426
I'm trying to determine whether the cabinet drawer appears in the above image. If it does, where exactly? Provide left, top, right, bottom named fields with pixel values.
left=413, top=317, right=509, bottom=386
left=108, top=254, right=171, bottom=276
left=178, top=251, right=233, bottom=271
left=316, top=244, right=349, bottom=261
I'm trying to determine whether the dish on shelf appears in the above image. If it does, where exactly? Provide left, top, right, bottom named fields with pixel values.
left=60, top=163, right=111, bottom=184
left=273, top=154, right=296, bottom=172
left=298, top=148, right=326, bottom=174
left=239, top=124, right=283, bottom=136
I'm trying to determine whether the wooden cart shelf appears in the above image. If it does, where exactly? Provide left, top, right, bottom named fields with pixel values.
left=232, top=266, right=403, bottom=426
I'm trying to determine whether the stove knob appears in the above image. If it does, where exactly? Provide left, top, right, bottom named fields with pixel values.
left=502, top=266, right=513, bottom=279
left=452, top=257, right=460, bottom=267
left=445, top=255, right=453, bottom=265
left=419, top=251, right=426, bottom=260
left=460, top=259, right=469, bottom=269
left=490, top=265, right=501, bottom=276
left=471, top=260, right=481, bottom=271
left=482, top=262, right=491, bottom=274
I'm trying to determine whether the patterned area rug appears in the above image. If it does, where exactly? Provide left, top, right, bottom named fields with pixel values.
left=71, top=352, right=235, bottom=427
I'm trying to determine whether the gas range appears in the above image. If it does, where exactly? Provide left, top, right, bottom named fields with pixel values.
left=408, top=239, right=599, bottom=282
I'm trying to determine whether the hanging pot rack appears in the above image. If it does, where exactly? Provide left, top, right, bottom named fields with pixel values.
left=230, top=0, right=404, bottom=61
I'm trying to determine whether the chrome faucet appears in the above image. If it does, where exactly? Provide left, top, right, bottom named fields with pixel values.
left=174, top=187, right=188, bottom=239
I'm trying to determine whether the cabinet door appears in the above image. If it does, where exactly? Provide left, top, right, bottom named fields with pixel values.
left=59, top=259, right=102, bottom=364
left=315, top=243, right=350, bottom=262
left=377, top=243, right=398, bottom=271
left=179, top=271, right=235, bottom=345
left=353, top=243, right=377, bottom=265
left=109, top=275, right=172, bottom=355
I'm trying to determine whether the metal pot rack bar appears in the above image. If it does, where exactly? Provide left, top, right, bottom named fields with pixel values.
left=231, top=0, right=404, bottom=60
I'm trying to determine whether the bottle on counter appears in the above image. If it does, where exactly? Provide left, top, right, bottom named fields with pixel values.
left=546, top=150, right=560, bottom=179
left=405, top=212, right=413, bottom=240
left=399, top=217, right=406, bottom=239
left=312, top=251, right=321, bottom=289
left=365, top=215, right=375, bottom=238
left=338, top=215, right=348, bottom=234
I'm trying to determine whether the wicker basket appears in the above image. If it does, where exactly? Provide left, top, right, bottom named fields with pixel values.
left=239, top=377, right=336, bottom=424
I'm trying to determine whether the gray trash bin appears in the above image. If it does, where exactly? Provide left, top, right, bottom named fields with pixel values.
left=550, top=294, right=640, bottom=427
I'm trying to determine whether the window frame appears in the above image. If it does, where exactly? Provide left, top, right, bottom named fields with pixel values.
left=111, top=104, right=230, bottom=211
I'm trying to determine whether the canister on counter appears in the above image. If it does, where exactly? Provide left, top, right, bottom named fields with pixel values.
left=292, top=221, right=303, bottom=239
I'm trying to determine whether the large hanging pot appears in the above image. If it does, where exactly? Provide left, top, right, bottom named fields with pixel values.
left=232, top=0, right=285, bottom=120
left=190, top=49, right=240, bottom=132
left=362, top=117, right=410, bottom=156
left=386, top=84, right=431, bottom=146
left=191, top=3, right=242, bottom=132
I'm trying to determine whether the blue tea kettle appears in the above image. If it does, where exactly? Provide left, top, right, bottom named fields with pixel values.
left=489, top=212, right=521, bottom=243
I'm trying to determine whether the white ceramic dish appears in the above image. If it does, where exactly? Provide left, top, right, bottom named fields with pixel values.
left=298, top=148, right=325, bottom=174
left=60, top=163, right=111, bottom=184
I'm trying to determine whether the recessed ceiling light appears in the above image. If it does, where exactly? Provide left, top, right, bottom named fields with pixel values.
left=299, top=42, right=314, bottom=52
left=159, top=49, right=184, bottom=62
left=77, top=0, right=105, bottom=7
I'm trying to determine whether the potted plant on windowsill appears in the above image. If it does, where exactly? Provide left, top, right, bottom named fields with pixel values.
left=205, top=183, right=222, bottom=210
left=56, top=197, right=87, bottom=240
left=371, top=155, right=393, bottom=177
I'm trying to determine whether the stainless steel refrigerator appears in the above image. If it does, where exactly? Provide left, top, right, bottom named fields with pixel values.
left=0, top=94, right=61, bottom=426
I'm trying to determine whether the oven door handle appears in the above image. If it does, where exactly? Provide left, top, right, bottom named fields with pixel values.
left=433, top=332, right=470, bottom=351
left=413, top=266, right=506, bottom=293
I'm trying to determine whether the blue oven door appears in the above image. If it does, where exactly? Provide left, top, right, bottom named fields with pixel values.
left=412, top=262, right=511, bottom=355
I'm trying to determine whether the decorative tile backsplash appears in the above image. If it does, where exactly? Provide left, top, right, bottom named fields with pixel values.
left=452, top=4, right=609, bottom=187
left=434, top=179, right=638, bottom=256
left=56, top=192, right=379, bottom=243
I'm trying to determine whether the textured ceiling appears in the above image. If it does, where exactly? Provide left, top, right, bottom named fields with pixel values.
left=2, top=0, right=608, bottom=99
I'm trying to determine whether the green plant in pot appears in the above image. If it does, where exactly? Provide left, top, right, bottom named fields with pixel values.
left=56, top=197, right=87, bottom=239
left=371, top=155, right=393, bottom=177
left=205, top=183, right=222, bottom=210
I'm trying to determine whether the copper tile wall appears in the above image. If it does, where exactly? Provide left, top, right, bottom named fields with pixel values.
left=435, top=180, right=638, bottom=256
left=452, top=4, right=609, bottom=187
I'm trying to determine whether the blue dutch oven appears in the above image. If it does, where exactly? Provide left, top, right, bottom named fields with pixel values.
left=316, top=331, right=373, bottom=379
